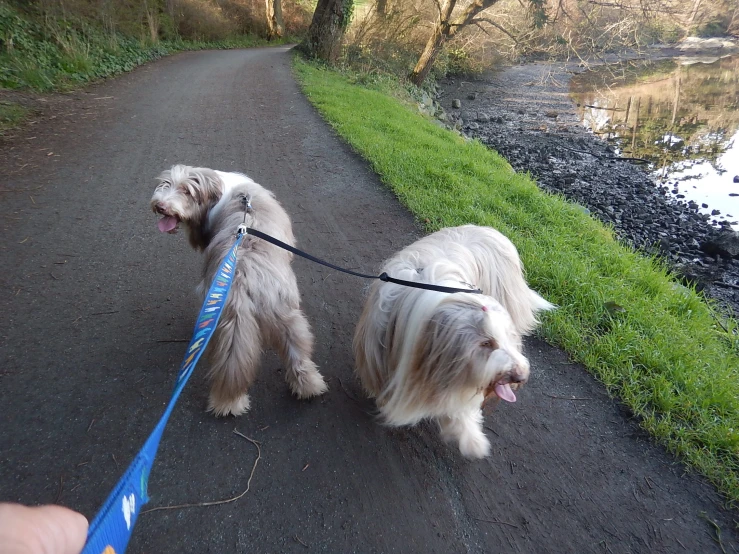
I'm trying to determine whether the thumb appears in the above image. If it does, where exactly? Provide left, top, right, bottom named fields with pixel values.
left=0, top=503, right=89, bottom=554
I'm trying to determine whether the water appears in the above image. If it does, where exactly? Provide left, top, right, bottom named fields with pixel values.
left=570, top=54, right=739, bottom=229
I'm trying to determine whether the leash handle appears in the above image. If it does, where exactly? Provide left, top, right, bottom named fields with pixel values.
left=81, top=233, right=245, bottom=554
left=245, top=228, right=482, bottom=295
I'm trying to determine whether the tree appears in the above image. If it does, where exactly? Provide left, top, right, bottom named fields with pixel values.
left=409, top=0, right=546, bottom=86
left=266, top=0, right=284, bottom=39
left=297, top=0, right=353, bottom=61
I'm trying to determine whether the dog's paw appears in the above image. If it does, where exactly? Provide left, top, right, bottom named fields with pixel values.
left=458, top=431, right=491, bottom=459
left=289, top=364, right=328, bottom=399
left=208, top=393, right=251, bottom=417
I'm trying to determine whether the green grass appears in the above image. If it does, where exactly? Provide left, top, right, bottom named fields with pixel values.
left=0, top=2, right=293, bottom=93
left=0, top=100, right=29, bottom=133
left=293, top=57, right=739, bottom=505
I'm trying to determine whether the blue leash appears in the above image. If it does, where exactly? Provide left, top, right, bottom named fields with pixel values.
left=81, top=229, right=245, bottom=554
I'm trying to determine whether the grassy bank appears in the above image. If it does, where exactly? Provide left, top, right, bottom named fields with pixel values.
left=0, top=1, right=294, bottom=132
left=0, top=2, right=291, bottom=93
left=293, top=58, right=739, bottom=505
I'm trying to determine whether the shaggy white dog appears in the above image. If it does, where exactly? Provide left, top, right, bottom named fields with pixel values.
left=150, top=165, right=327, bottom=416
left=353, top=225, right=553, bottom=458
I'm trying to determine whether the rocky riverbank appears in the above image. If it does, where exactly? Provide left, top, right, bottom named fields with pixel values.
left=435, top=60, right=739, bottom=315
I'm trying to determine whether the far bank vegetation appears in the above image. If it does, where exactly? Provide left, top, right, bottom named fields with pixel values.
left=338, top=0, right=738, bottom=84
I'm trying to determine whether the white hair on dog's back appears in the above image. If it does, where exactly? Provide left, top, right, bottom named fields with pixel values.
left=353, top=225, right=553, bottom=458
left=151, top=165, right=327, bottom=416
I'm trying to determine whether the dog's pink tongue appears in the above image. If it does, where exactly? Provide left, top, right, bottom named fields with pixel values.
left=495, top=383, right=517, bottom=403
left=157, top=216, right=178, bottom=233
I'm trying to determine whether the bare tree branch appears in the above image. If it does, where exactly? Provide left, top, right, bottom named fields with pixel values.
left=473, top=16, right=519, bottom=44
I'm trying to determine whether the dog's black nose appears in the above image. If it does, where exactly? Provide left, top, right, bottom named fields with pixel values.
left=155, top=202, right=167, bottom=215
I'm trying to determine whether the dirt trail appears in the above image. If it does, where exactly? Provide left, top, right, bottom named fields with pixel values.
left=1, top=47, right=737, bottom=553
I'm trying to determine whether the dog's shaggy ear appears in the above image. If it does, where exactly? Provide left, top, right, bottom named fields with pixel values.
left=186, top=168, right=223, bottom=205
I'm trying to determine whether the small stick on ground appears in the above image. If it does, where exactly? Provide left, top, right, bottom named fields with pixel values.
left=699, top=512, right=727, bottom=554
left=294, top=535, right=308, bottom=548
left=543, top=393, right=592, bottom=401
left=337, top=377, right=360, bottom=402
left=473, top=516, right=519, bottom=528
left=484, top=425, right=500, bottom=437
left=54, top=475, right=64, bottom=503
left=142, top=430, right=261, bottom=514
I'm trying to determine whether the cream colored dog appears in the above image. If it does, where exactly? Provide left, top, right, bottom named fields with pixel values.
left=353, top=225, right=553, bottom=458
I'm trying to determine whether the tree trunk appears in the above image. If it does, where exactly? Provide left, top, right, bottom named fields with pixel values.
left=376, top=0, right=388, bottom=17
left=409, top=0, right=502, bottom=86
left=297, top=0, right=352, bottom=61
left=409, top=0, right=456, bottom=86
left=266, top=0, right=285, bottom=39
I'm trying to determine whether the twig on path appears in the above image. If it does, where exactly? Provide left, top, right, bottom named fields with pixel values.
left=699, top=512, right=727, bottom=554
left=91, top=310, right=119, bottom=316
left=0, top=185, right=44, bottom=193
left=294, top=535, right=309, bottom=548
left=541, top=389, right=585, bottom=401
left=55, top=475, right=64, bottom=503
left=473, top=516, right=519, bottom=529
left=484, top=425, right=500, bottom=437
left=142, top=430, right=261, bottom=514
left=337, top=377, right=360, bottom=402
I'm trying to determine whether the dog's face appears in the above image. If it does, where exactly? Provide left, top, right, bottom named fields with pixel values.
left=150, top=165, right=223, bottom=234
left=411, top=294, right=530, bottom=404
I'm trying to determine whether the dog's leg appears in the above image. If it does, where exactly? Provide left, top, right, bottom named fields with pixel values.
left=438, top=408, right=490, bottom=459
left=267, top=308, right=327, bottom=399
left=206, top=301, right=262, bottom=417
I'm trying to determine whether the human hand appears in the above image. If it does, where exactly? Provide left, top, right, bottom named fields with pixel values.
left=0, top=503, right=88, bottom=554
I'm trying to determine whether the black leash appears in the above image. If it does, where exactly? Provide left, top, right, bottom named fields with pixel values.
left=243, top=227, right=482, bottom=295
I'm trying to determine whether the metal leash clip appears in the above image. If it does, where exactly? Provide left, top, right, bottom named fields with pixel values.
left=237, top=194, right=253, bottom=237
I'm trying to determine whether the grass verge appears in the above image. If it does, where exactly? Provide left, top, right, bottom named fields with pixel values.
left=0, top=2, right=293, bottom=92
left=293, top=57, right=739, bottom=505
left=0, top=100, right=29, bottom=133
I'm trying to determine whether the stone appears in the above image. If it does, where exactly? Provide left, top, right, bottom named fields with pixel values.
left=452, top=99, right=461, bottom=109
left=700, top=229, right=739, bottom=259
left=734, top=175, right=739, bottom=183
left=467, top=92, right=477, bottom=100
left=712, top=209, right=721, bottom=215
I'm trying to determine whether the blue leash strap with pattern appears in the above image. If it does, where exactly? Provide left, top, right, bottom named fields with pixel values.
left=81, top=231, right=245, bottom=554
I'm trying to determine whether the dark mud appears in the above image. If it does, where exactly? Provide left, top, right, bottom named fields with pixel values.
left=438, top=61, right=739, bottom=315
